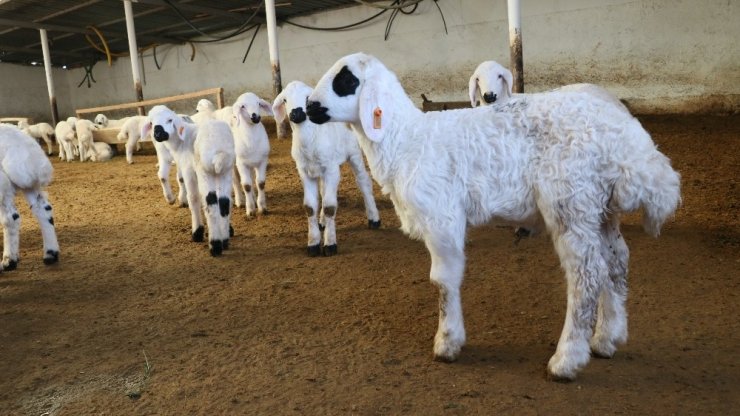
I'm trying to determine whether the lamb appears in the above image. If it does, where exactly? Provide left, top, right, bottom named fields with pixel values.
left=94, top=113, right=130, bottom=129
left=191, top=99, right=233, bottom=125
left=306, top=53, right=681, bottom=381
left=89, top=142, right=114, bottom=162
left=273, top=80, right=381, bottom=256
left=0, top=124, right=60, bottom=270
left=17, top=120, right=55, bottom=155
left=231, top=92, right=272, bottom=217
left=469, top=60, right=629, bottom=113
left=117, top=115, right=150, bottom=164
left=54, top=120, right=77, bottom=162
left=75, top=119, right=99, bottom=162
left=142, top=105, right=235, bottom=256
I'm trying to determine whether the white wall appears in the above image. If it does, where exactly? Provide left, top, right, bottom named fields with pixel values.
left=2, top=0, right=738, bottom=122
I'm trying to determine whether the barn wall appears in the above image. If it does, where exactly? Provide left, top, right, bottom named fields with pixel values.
left=0, top=63, right=72, bottom=123
left=3, top=0, right=738, bottom=122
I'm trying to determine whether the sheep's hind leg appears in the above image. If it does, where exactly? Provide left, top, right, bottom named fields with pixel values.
left=591, top=214, right=629, bottom=358
left=23, top=189, right=60, bottom=265
left=426, top=230, right=467, bottom=362
left=0, top=172, right=20, bottom=270
left=320, top=171, right=340, bottom=256
left=237, top=163, right=256, bottom=217
left=301, top=174, right=321, bottom=257
left=347, top=153, right=380, bottom=228
left=232, top=166, right=245, bottom=208
left=216, top=170, right=233, bottom=250
left=255, top=161, right=268, bottom=215
left=196, top=170, right=223, bottom=257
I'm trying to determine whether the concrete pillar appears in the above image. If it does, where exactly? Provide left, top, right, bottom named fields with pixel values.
left=265, top=0, right=290, bottom=138
left=507, top=0, right=524, bottom=93
left=39, top=29, right=59, bottom=126
left=124, top=0, right=145, bottom=115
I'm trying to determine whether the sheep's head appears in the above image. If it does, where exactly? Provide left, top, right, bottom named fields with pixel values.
left=232, top=93, right=272, bottom=126
left=94, top=113, right=109, bottom=127
left=468, top=61, right=513, bottom=107
left=17, top=120, right=29, bottom=129
left=142, top=105, right=186, bottom=142
left=196, top=99, right=215, bottom=114
left=272, top=81, right=315, bottom=126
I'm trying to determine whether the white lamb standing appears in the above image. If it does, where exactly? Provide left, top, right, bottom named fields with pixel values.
left=306, top=52, right=681, bottom=381
left=142, top=105, right=235, bottom=256
left=469, top=60, right=629, bottom=113
left=94, top=113, right=130, bottom=129
left=231, top=92, right=271, bottom=217
left=17, top=120, right=55, bottom=155
left=75, top=119, right=99, bottom=162
left=273, top=80, right=381, bottom=256
left=54, top=120, right=77, bottom=162
left=0, top=124, right=60, bottom=270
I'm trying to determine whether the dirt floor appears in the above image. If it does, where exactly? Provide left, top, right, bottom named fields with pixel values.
left=0, top=115, right=738, bottom=415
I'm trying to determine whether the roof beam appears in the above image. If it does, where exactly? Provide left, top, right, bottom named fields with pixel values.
left=0, top=44, right=91, bottom=59
left=127, top=0, right=246, bottom=21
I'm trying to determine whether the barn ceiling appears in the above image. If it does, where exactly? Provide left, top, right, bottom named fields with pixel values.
left=0, top=0, right=367, bottom=68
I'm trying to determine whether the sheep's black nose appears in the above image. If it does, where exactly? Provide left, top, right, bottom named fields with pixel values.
left=483, top=92, right=497, bottom=104
left=289, top=107, right=307, bottom=124
left=153, top=125, right=169, bottom=142
left=306, top=100, right=330, bottom=124
left=250, top=113, right=261, bottom=124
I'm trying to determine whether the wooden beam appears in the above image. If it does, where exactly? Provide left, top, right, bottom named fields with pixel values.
left=76, top=87, right=224, bottom=118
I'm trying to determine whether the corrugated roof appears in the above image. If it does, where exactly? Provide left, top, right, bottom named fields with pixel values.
left=0, top=0, right=360, bottom=68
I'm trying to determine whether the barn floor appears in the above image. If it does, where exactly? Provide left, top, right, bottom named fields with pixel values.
left=1, top=115, right=738, bottom=415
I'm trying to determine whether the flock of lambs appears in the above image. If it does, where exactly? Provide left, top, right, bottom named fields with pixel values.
left=1, top=53, right=681, bottom=382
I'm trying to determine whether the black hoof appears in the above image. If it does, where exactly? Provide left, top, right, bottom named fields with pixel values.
left=209, top=240, right=223, bottom=257
left=192, top=226, right=205, bottom=242
left=4, top=259, right=18, bottom=271
left=43, top=250, right=59, bottom=265
left=307, top=244, right=321, bottom=257
left=514, top=227, right=532, bottom=238
left=318, top=223, right=325, bottom=232
left=368, top=219, right=381, bottom=229
left=259, top=209, right=269, bottom=216
left=222, top=239, right=229, bottom=250
left=179, top=202, right=189, bottom=208
left=229, top=225, right=234, bottom=237
left=323, top=244, right=337, bottom=257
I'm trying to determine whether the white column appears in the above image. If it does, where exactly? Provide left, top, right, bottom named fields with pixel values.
left=39, top=29, right=59, bottom=125
left=124, top=0, right=144, bottom=114
left=264, top=0, right=289, bottom=138
left=507, top=0, right=523, bottom=93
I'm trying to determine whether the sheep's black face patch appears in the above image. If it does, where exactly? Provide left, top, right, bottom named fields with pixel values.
left=289, top=107, right=307, bottom=124
left=332, top=65, right=360, bottom=97
left=153, top=125, right=169, bottom=142
left=306, top=100, right=330, bottom=124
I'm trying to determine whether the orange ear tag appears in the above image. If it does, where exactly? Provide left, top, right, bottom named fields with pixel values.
left=179, top=126, right=185, bottom=136
left=373, top=107, right=382, bottom=129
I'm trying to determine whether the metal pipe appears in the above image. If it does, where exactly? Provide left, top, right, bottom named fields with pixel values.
left=507, top=0, right=524, bottom=93
left=39, top=29, right=59, bottom=126
left=124, top=0, right=145, bottom=115
left=264, top=0, right=289, bottom=138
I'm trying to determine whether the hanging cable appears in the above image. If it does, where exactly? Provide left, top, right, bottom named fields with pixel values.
left=283, top=8, right=389, bottom=31
left=354, top=0, right=424, bottom=9
left=163, top=0, right=262, bottom=43
left=433, top=0, right=448, bottom=35
left=242, top=24, right=261, bottom=63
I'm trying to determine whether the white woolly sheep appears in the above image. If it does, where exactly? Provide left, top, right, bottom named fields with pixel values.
left=89, top=142, right=113, bottom=162
left=231, top=92, right=271, bottom=217
left=17, top=120, right=55, bottom=155
left=273, top=80, right=381, bottom=256
left=142, top=105, right=235, bottom=256
left=0, top=124, right=60, bottom=269
left=117, top=115, right=150, bottom=164
left=54, top=120, right=77, bottom=162
left=94, top=113, right=130, bottom=129
left=306, top=53, right=681, bottom=381
left=75, top=119, right=99, bottom=162
left=191, top=99, right=233, bottom=125
left=469, top=60, right=629, bottom=113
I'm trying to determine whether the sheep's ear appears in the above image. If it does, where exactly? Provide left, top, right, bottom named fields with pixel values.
left=173, top=116, right=187, bottom=140
left=272, top=94, right=287, bottom=124
left=259, top=99, right=273, bottom=116
left=232, top=105, right=242, bottom=127
left=358, top=78, right=389, bottom=143
left=140, top=120, right=152, bottom=140
left=468, top=73, right=480, bottom=107
left=501, top=68, right=514, bottom=98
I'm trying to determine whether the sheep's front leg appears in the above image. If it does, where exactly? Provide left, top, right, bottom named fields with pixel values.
left=125, top=133, right=139, bottom=164
left=301, top=173, right=321, bottom=257
left=182, top=169, right=204, bottom=243
left=426, top=233, right=467, bottom=362
left=232, top=166, right=245, bottom=208
left=23, top=189, right=60, bottom=265
left=320, top=169, right=340, bottom=256
left=0, top=173, right=20, bottom=270
left=236, top=162, right=256, bottom=217
left=42, top=133, right=53, bottom=156
left=175, top=166, right=188, bottom=208
left=347, top=153, right=380, bottom=228
left=255, top=161, right=268, bottom=215
left=156, top=153, right=176, bottom=205
left=216, top=170, right=233, bottom=250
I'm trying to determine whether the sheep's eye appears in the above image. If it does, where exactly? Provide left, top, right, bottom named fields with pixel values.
left=167, top=119, right=173, bottom=123
left=498, top=74, right=503, bottom=79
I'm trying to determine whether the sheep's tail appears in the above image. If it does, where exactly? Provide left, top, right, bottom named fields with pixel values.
left=612, top=127, right=681, bottom=237
left=212, top=152, right=231, bottom=175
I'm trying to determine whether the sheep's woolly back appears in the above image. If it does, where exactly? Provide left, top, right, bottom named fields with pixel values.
left=194, top=120, right=235, bottom=175
left=117, top=115, right=149, bottom=141
left=0, top=125, right=53, bottom=189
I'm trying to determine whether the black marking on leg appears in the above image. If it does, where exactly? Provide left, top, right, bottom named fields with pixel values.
left=44, top=205, right=52, bottom=211
left=12, top=213, right=19, bottom=220
left=229, top=225, right=234, bottom=237
left=304, top=205, right=314, bottom=217
left=160, top=177, right=167, bottom=184
left=323, top=244, right=337, bottom=257
left=5, top=259, right=18, bottom=271
left=205, top=191, right=217, bottom=205
left=218, top=197, right=230, bottom=217
left=222, top=239, right=229, bottom=250
left=209, top=240, right=223, bottom=257
left=178, top=177, right=184, bottom=184
left=49, top=217, right=54, bottom=225
left=307, top=244, right=321, bottom=257
left=318, top=223, right=325, bottom=232
left=243, top=184, right=251, bottom=193
left=323, top=206, right=336, bottom=218
left=192, top=226, right=205, bottom=242
left=258, top=181, right=265, bottom=190
left=43, top=250, right=59, bottom=265
left=368, top=219, right=381, bottom=229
